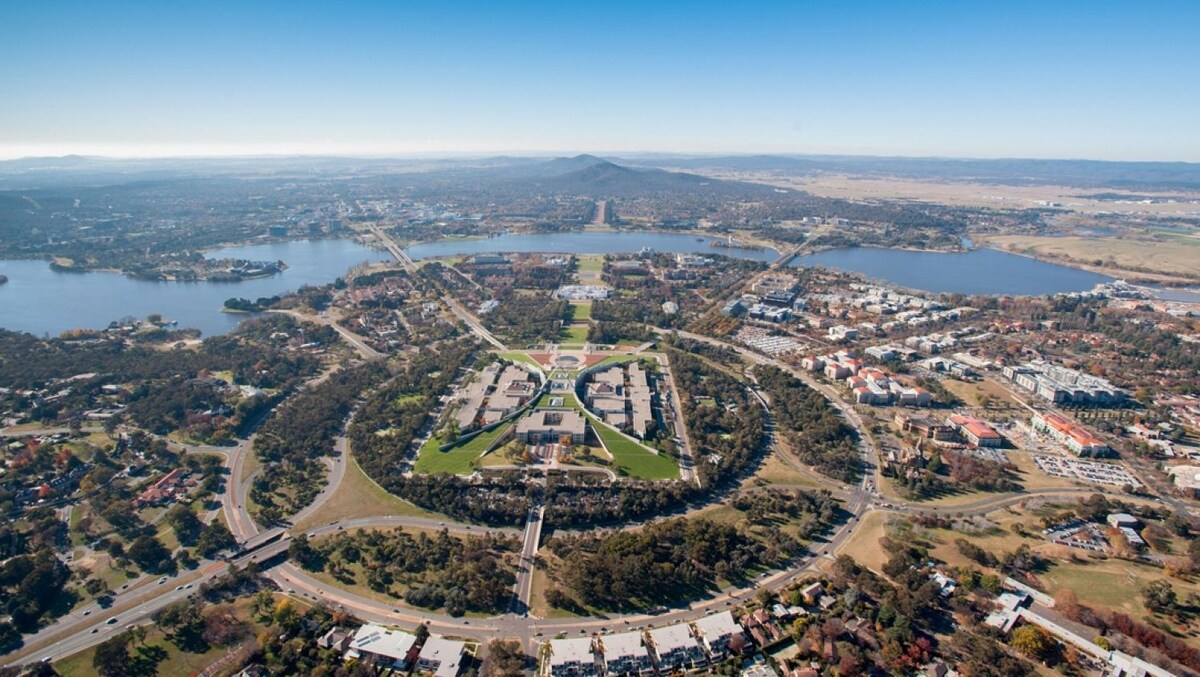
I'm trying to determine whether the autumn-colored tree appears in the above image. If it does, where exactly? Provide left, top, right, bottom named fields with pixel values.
left=1011, top=625, right=1053, bottom=661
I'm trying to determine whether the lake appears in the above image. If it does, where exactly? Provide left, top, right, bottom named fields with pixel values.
left=792, top=247, right=1114, bottom=295
left=0, top=239, right=389, bottom=337
left=1, top=233, right=1142, bottom=339
left=405, top=231, right=780, bottom=262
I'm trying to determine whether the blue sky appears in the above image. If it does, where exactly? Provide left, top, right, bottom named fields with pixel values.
left=2, top=1, right=1197, bottom=160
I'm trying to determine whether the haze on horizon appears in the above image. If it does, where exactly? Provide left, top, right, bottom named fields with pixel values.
left=3, top=1, right=1198, bottom=163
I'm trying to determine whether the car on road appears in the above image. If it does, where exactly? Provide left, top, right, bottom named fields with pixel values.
left=90, top=628, right=98, bottom=634
left=106, top=618, right=118, bottom=625
left=157, top=577, right=167, bottom=585
left=82, top=610, right=91, bottom=616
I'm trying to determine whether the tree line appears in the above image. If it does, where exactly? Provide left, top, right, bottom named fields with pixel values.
left=752, top=364, right=861, bottom=483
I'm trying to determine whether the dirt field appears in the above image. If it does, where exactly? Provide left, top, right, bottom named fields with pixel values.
left=681, top=169, right=1200, bottom=216
left=983, top=234, right=1200, bottom=280
left=835, top=510, right=890, bottom=573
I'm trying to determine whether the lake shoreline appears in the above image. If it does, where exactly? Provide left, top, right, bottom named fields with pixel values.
left=976, top=235, right=1199, bottom=286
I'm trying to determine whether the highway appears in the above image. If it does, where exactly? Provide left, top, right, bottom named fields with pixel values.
left=367, top=224, right=508, bottom=350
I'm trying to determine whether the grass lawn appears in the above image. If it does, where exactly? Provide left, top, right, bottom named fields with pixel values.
left=576, top=255, right=605, bottom=274
left=496, top=351, right=546, bottom=372
left=414, top=423, right=513, bottom=475
left=592, top=423, right=678, bottom=480
left=752, top=453, right=827, bottom=488
left=1032, top=558, right=1200, bottom=617
left=560, top=323, right=590, bottom=344
left=591, top=354, right=642, bottom=370
left=540, top=390, right=586, bottom=412
left=294, top=455, right=439, bottom=531
left=836, top=510, right=891, bottom=573
left=240, top=446, right=261, bottom=484
left=940, top=379, right=1021, bottom=409
left=569, top=301, right=592, bottom=321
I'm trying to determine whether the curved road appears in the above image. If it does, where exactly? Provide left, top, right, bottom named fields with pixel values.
left=12, top=305, right=1187, bottom=668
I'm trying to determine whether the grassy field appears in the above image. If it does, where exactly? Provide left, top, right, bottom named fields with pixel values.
left=576, top=255, right=605, bottom=274
left=414, top=423, right=513, bottom=475
left=496, top=351, right=546, bottom=371
left=984, top=234, right=1200, bottom=279
left=1034, top=558, right=1200, bottom=617
left=591, top=353, right=642, bottom=370
left=940, top=378, right=1022, bottom=409
left=836, top=510, right=891, bottom=573
left=592, top=423, right=678, bottom=480
left=294, top=456, right=438, bottom=531
left=560, top=323, right=590, bottom=344
left=751, top=453, right=828, bottom=488
left=569, top=301, right=592, bottom=321
left=240, top=446, right=261, bottom=483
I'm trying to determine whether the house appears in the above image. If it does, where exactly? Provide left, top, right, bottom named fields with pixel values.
left=799, top=582, right=824, bottom=605
left=133, top=468, right=189, bottom=507
left=547, top=637, right=599, bottom=677
left=318, top=626, right=352, bottom=652
left=693, top=611, right=743, bottom=658
left=601, top=631, right=653, bottom=675
left=648, top=624, right=705, bottom=670
left=345, top=623, right=418, bottom=669
left=416, top=636, right=466, bottom=677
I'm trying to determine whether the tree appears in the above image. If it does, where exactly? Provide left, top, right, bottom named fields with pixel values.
left=164, top=504, right=203, bottom=546
left=127, top=535, right=172, bottom=573
left=0, top=621, right=20, bottom=652
left=1010, top=625, right=1052, bottom=661
left=250, top=590, right=275, bottom=622
left=485, top=639, right=526, bottom=677
left=195, top=522, right=236, bottom=558
left=287, top=534, right=324, bottom=571
left=92, top=633, right=131, bottom=677
left=154, top=601, right=203, bottom=643
left=273, top=599, right=299, bottom=630
left=1143, top=580, right=1177, bottom=614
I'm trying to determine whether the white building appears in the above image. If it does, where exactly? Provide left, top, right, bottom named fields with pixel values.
left=601, top=631, right=653, bottom=676
left=416, top=637, right=466, bottom=677
left=648, top=624, right=705, bottom=670
left=344, top=623, right=417, bottom=669
left=693, top=611, right=743, bottom=658
left=547, top=637, right=599, bottom=677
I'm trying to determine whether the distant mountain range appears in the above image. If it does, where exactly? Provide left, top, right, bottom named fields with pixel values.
left=484, top=154, right=776, bottom=198
left=2, top=152, right=1197, bottom=191
left=617, top=154, right=1200, bottom=190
